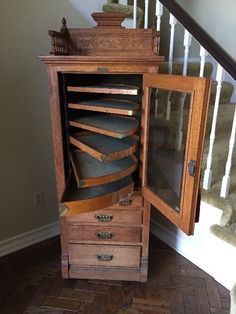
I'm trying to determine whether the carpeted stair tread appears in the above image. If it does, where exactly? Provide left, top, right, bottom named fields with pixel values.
left=154, top=89, right=235, bottom=125
left=202, top=133, right=236, bottom=178
left=201, top=147, right=236, bottom=246
left=159, top=62, right=233, bottom=105
left=149, top=105, right=235, bottom=180
left=202, top=188, right=236, bottom=223
left=159, top=61, right=213, bottom=77
left=152, top=103, right=235, bottom=148
left=201, top=166, right=236, bottom=197
left=210, top=224, right=236, bottom=247
left=211, top=81, right=234, bottom=105
left=201, top=166, right=236, bottom=232
left=102, top=2, right=143, bottom=28
left=206, top=103, right=236, bottom=136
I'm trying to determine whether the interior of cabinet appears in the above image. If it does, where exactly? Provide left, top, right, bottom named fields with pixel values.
left=59, top=73, right=143, bottom=207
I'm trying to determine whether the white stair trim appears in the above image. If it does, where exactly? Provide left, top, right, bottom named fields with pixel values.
left=151, top=201, right=236, bottom=290
left=0, top=222, right=60, bottom=257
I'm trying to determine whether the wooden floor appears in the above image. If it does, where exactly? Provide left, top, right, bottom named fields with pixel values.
left=0, top=235, right=230, bottom=314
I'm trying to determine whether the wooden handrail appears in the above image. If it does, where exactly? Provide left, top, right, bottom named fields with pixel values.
left=159, top=0, right=236, bottom=80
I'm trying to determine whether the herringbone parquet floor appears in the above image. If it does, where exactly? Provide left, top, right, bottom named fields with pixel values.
left=0, top=235, right=230, bottom=314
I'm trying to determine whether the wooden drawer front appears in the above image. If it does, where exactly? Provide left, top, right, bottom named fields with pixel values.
left=69, top=265, right=141, bottom=281
left=68, top=225, right=142, bottom=243
left=66, top=209, right=143, bottom=226
left=68, top=244, right=141, bottom=268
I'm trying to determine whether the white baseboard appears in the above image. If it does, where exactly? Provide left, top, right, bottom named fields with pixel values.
left=0, top=222, right=60, bottom=257
left=150, top=213, right=236, bottom=290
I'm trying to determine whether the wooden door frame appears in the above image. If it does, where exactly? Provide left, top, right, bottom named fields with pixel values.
left=140, top=73, right=211, bottom=235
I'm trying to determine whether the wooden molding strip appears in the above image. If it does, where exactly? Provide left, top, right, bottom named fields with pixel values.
left=67, top=84, right=139, bottom=95
left=68, top=98, right=139, bottom=116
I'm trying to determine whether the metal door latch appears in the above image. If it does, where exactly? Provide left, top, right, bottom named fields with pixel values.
left=188, top=160, right=196, bottom=177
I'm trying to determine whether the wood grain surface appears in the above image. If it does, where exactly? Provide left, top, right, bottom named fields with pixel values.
left=70, top=132, right=139, bottom=162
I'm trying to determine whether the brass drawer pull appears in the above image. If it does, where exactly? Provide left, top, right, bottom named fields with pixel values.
left=96, top=254, right=113, bottom=261
left=119, top=198, right=132, bottom=206
left=95, top=231, right=113, bottom=239
left=95, top=214, right=113, bottom=222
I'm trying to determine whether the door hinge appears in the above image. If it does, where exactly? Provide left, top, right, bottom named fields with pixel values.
left=188, top=160, right=196, bottom=177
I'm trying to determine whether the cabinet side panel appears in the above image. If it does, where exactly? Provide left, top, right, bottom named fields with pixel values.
left=47, top=66, right=65, bottom=200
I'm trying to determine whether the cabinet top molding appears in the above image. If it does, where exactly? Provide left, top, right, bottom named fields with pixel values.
left=43, top=13, right=162, bottom=59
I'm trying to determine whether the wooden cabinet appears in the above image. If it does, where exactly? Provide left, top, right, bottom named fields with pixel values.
left=40, top=14, right=211, bottom=282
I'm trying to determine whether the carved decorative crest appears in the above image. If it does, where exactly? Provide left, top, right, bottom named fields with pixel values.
left=48, top=13, right=160, bottom=57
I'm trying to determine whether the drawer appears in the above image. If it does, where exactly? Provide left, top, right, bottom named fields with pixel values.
left=69, top=265, right=141, bottom=281
left=66, top=209, right=143, bottom=226
left=67, top=225, right=142, bottom=243
left=68, top=244, right=141, bottom=268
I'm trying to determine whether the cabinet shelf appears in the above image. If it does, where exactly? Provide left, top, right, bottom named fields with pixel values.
left=68, top=98, right=139, bottom=116
left=71, top=151, right=138, bottom=188
left=70, top=132, right=138, bottom=162
left=67, top=84, right=139, bottom=95
left=61, top=175, right=134, bottom=214
left=69, top=114, right=139, bottom=139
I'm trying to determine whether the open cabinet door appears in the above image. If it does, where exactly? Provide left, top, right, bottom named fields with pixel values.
left=141, top=74, right=211, bottom=235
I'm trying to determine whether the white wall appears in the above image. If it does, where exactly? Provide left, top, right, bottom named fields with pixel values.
left=68, top=0, right=104, bottom=26
left=0, top=0, right=88, bottom=242
left=176, top=0, right=236, bottom=59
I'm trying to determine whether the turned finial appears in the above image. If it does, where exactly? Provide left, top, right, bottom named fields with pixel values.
left=61, top=17, right=68, bottom=34
left=62, top=17, right=67, bottom=27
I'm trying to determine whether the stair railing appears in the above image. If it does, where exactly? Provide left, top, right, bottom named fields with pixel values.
left=131, top=0, right=236, bottom=199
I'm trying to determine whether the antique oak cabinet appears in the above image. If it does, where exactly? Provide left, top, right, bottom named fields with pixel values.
left=40, top=14, right=211, bottom=282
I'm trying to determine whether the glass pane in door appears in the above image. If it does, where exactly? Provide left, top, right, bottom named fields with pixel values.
left=147, top=88, right=191, bottom=211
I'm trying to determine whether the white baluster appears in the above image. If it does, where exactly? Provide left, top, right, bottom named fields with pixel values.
left=183, top=30, right=192, bottom=76
left=166, top=14, right=177, bottom=120
left=199, top=46, right=208, bottom=78
left=144, top=0, right=149, bottom=29
left=203, top=64, right=224, bottom=190
left=155, top=1, right=163, bottom=31
left=220, top=105, right=236, bottom=197
left=133, top=0, right=137, bottom=29
left=168, top=14, right=177, bottom=74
